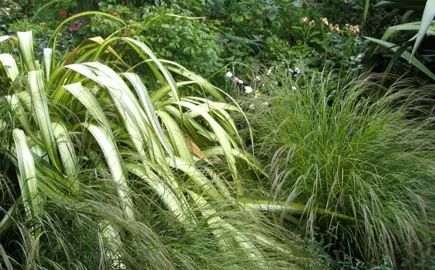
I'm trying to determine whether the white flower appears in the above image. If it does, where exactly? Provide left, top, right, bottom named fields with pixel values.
left=292, top=86, right=297, bottom=90
left=244, top=86, right=253, bottom=94
left=249, top=104, right=255, bottom=110
left=261, top=102, right=269, bottom=107
left=238, top=80, right=244, bottom=84
left=225, top=71, right=233, bottom=78
left=294, top=67, right=301, bottom=74
left=267, top=68, right=273, bottom=75
left=255, top=75, right=261, bottom=81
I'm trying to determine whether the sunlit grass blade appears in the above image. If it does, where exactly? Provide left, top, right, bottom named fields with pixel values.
left=43, top=48, right=53, bottom=81
left=65, top=63, right=163, bottom=161
left=0, top=54, right=19, bottom=82
left=166, top=157, right=223, bottom=200
left=239, top=199, right=357, bottom=221
left=188, top=191, right=268, bottom=268
left=122, top=72, right=174, bottom=157
left=60, top=82, right=112, bottom=132
left=127, top=164, right=195, bottom=229
left=51, top=122, right=77, bottom=182
left=157, top=110, right=193, bottom=163
left=0, top=243, right=14, bottom=270
left=173, top=101, right=240, bottom=196
left=120, top=38, right=180, bottom=102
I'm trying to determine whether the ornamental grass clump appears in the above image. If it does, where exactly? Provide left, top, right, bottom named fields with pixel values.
left=251, top=70, right=435, bottom=268
left=0, top=13, right=317, bottom=269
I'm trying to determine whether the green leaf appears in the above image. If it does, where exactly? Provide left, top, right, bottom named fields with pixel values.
left=365, top=37, right=435, bottom=80
left=363, top=0, right=370, bottom=23
left=411, top=0, right=435, bottom=58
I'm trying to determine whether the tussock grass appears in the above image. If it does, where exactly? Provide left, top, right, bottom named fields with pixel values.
left=250, top=70, right=435, bottom=268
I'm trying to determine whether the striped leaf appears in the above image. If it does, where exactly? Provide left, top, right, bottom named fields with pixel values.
left=86, top=124, right=135, bottom=222
left=13, top=129, right=41, bottom=220
left=28, top=70, right=61, bottom=170
left=0, top=54, right=19, bottom=82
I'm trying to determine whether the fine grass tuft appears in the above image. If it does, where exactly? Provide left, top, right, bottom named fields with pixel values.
left=250, top=70, right=435, bottom=267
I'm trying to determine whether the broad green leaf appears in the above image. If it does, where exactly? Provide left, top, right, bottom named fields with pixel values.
left=66, top=63, right=163, bottom=161
left=375, top=1, right=426, bottom=10
left=165, top=63, right=225, bottom=102
left=381, top=22, right=435, bottom=41
left=99, top=221, right=126, bottom=270
left=366, top=37, right=435, bottom=80
left=411, top=0, right=435, bottom=58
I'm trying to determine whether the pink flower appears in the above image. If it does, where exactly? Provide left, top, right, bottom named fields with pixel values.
left=233, top=76, right=240, bottom=83
left=59, top=10, right=67, bottom=17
